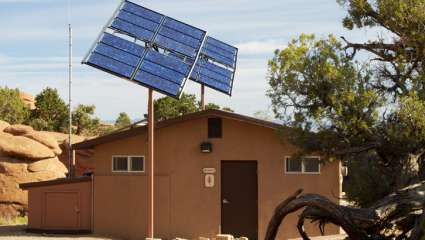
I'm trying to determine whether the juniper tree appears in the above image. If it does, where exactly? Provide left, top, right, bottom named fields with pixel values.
left=266, top=0, right=425, bottom=238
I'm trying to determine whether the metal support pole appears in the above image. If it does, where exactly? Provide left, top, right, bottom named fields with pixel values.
left=201, top=84, right=205, bottom=110
left=147, top=89, right=155, bottom=239
left=68, top=23, right=73, bottom=178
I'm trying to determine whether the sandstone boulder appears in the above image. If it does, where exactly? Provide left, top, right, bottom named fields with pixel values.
left=0, top=156, right=67, bottom=218
left=23, top=131, right=62, bottom=155
left=27, top=157, right=68, bottom=174
left=0, top=132, right=55, bottom=160
left=0, top=124, right=89, bottom=218
left=0, top=157, right=29, bottom=177
left=19, top=91, right=36, bottom=110
left=48, top=132, right=91, bottom=172
left=0, top=204, right=25, bottom=219
left=43, top=131, right=86, bottom=145
left=0, top=175, right=26, bottom=204
left=0, top=120, right=10, bottom=132
left=4, top=124, right=33, bottom=136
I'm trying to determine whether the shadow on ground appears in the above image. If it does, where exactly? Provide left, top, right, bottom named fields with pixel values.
left=0, top=225, right=118, bottom=239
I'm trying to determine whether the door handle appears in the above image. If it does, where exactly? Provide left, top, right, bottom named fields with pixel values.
left=222, top=198, right=230, bottom=204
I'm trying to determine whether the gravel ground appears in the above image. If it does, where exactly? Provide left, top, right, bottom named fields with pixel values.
left=0, top=225, right=118, bottom=240
left=0, top=225, right=347, bottom=240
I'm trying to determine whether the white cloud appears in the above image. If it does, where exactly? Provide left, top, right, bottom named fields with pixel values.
left=0, top=53, right=8, bottom=64
left=0, top=0, right=42, bottom=2
left=0, top=56, right=272, bottom=120
left=236, top=41, right=284, bottom=56
left=0, top=0, right=379, bottom=121
left=0, top=55, right=84, bottom=72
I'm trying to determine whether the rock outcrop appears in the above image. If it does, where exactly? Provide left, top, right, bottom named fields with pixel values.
left=4, top=124, right=34, bottom=136
left=19, top=91, right=36, bottom=110
left=0, top=132, right=56, bottom=160
left=0, top=120, right=9, bottom=132
left=0, top=157, right=66, bottom=217
left=23, top=131, right=62, bottom=155
left=45, top=131, right=94, bottom=175
left=0, top=121, right=90, bottom=219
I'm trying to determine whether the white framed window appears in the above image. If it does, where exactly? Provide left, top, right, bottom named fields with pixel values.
left=112, top=155, right=145, bottom=173
left=285, top=156, right=320, bottom=174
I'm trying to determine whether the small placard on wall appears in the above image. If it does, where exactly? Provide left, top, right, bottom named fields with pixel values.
left=205, top=174, right=215, bottom=188
left=203, top=168, right=216, bottom=174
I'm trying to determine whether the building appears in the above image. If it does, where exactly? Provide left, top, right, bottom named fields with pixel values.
left=21, top=109, right=341, bottom=240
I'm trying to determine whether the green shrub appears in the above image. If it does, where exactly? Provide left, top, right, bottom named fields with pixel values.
left=0, top=87, right=30, bottom=124
left=0, top=216, right=28, bottom=226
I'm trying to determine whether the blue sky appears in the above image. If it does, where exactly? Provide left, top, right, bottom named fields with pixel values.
left=0, top=0, right=376, bottom=121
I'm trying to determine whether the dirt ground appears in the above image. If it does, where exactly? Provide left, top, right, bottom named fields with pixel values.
left=0, top=225, right=347, bottom=240
left=0, top=225, right=118, bottom=240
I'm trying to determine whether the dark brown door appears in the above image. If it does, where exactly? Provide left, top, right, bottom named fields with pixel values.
left=221, top=161, right=258, bottom=240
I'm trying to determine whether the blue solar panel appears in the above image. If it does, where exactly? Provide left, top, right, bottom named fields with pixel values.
left=111, top=18, right=155, bottom=42
left=162, top=17, right=205, bottom=40
left=158, top=26, right=201, bottom=49
left=207, top=37, right=237, bottom=55
left=94, top=43, right=140, bottom=67
left=191, top=59, right=235, bottom=95
left=116, top=10, right=159, bottom=32
left=144, top=50, right=191, bottom=76
left=86, top=33, right=143, bottom=79
left=113, top=1, right=207, bottom=61
left=141, top=58, right=185, bottom=85
left=134, top=71, right=181, bottom=97
left=203, top=37, right=237, bottom=68
left=202, top=48, right=235, bottom=67
left=102, top=33, right=145, bottom=56
left=201, top=59, right=233, bottom=79
left=87, top=53, right=135, bottom=79
left=122, top=1, right=162, bottom=24
left=82, top=0, right=237, bottom=98
left=189, top=36, right=238, bottom=95
left=154, top=35, right=198, bottom=58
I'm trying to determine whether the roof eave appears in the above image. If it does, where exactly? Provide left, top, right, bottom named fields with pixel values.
left=72, top=109, right=283, bottom=150
left=20, top=176, right=92, bottom=189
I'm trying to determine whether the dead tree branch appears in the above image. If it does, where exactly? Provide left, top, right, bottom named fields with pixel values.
left=265, top=181, right=425, bottom=240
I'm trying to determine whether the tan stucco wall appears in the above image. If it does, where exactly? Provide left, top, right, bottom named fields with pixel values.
left=26, top=181, right=92, bottom=231
left=93, top=117, right=341, bottom=239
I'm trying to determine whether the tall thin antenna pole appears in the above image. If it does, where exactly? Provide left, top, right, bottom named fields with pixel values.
left=68, top=23, right=73, bottom=178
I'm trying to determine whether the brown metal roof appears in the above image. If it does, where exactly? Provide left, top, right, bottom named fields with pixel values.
left=20, top=176, right=92, bottom=189
left=72, top=109, right=283, bottom=150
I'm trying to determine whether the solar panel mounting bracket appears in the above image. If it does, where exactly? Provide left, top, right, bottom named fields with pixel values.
left=129, top=15, right=167, bottom=81
left=178, top=31, right=208, bottom=99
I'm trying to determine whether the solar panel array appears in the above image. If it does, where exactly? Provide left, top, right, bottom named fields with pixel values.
left=191, top=37, right=238, bottom=95
left=83, top=0, right=238, bottom=98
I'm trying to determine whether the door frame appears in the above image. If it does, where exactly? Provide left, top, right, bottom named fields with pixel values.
left=220, top=160, right=258, bottom=239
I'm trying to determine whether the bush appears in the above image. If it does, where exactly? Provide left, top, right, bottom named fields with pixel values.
left=0, top=87, right=30, bottom=124
left=31, top=87, right=68, bottom=132
left=0, top=216, right=27, bottom=226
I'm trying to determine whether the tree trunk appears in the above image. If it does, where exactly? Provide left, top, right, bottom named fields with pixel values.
left=265, top=181, right=425, bottom=240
